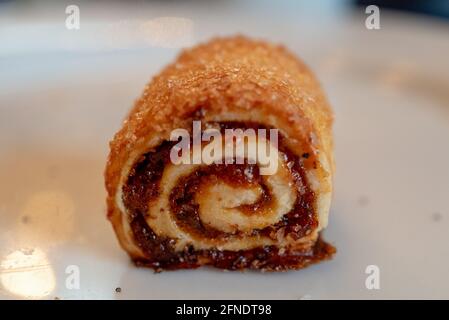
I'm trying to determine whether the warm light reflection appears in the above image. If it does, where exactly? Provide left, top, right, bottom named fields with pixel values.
left=379, top=63, right=415, bottom=88
left=104, top=17, right=194, bottom=49
left=140, top=17, right=194, bottom=48
left=0, top=248, right=55, bottom=298
left=17, top=190, right=75, bottom=246
left=319, top=50, right=346, bottom=74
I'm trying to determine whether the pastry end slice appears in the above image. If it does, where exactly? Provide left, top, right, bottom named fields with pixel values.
left=105, top=36, right=335, bottom=271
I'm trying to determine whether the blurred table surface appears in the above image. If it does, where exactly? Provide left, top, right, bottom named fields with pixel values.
left=0, top=0, right=449, bottom=299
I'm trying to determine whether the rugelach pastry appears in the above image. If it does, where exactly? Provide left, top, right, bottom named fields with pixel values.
left=105, top=36, right=335, bottom=271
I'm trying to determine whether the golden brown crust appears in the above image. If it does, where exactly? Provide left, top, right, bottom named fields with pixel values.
left=105, top=35, right=334, bottom=269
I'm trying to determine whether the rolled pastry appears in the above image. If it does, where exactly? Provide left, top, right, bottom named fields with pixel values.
left=105, top=36, right=335, bottom=271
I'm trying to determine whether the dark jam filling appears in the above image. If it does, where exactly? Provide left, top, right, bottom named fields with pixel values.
left=170, top=163, right=276, bottom=240
left=122, top=122, right=335, bottom=271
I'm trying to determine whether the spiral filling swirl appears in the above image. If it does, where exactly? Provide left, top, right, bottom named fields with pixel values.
left=120, top=121, right=332, bottom=270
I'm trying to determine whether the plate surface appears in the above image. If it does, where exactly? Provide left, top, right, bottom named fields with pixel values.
left=1, top=1, right=448, bottom=299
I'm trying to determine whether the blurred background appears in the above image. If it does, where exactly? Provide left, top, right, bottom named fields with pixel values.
left=0, top=0, right=448, bottom=299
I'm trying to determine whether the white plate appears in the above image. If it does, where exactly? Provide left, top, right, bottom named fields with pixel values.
left=1, top=1, right=448, bottom=299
